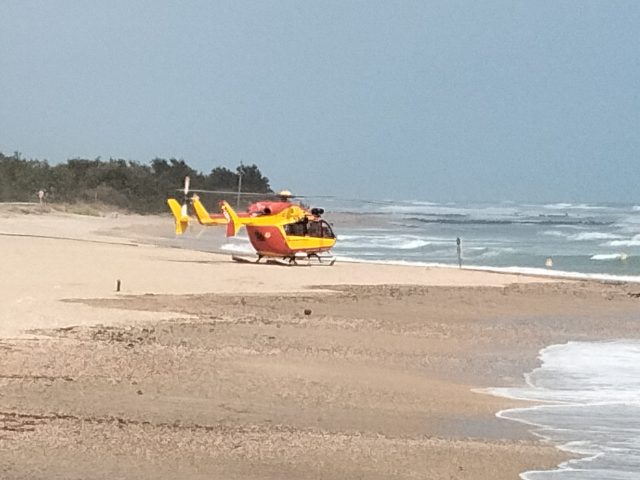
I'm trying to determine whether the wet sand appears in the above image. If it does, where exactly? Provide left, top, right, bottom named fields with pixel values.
left=1, top=208, right=639, bottom=479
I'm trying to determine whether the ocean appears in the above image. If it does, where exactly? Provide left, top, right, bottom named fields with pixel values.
left=219, top=199, right=640, bottom=479
left=327, top=199, right=640, bottom=281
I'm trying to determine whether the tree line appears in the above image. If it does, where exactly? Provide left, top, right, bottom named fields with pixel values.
left=0, top=152, right=272, bottom=213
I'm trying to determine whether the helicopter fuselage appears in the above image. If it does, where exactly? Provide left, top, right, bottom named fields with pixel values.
left=245, top=220, right=336, bottom=257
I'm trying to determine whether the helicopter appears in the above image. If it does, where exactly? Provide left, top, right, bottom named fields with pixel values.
left=167, top=177, right=337, bottom=265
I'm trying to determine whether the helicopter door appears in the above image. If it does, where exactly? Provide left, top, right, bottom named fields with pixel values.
left=285, top=220, right=307, bottom=236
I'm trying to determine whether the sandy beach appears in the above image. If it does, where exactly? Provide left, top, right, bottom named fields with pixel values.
left=2, top=206, right=639, bottom=479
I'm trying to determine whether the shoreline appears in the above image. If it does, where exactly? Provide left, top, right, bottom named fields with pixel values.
left=6, top=204, right=640, bottom=286
left=1, top=211, right=639, bottom=479
left=487, top=339, right=640, bottom=479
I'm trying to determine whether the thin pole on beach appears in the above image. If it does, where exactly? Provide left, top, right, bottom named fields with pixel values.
left=236, top=161, right=243, bottom=208
left=38, top=189, right=46, bottom=210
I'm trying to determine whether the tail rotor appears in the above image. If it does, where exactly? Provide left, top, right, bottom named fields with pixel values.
left=181, top=176, right=190, bottom=217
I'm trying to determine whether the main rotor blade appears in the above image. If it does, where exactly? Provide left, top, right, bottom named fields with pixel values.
left=175, top=188, right=274, bottom=196
left=287, top=194, right=336, bottom=199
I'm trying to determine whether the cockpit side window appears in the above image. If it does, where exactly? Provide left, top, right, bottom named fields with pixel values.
left=307, top=220, right=321, bottom=237
left=285, top=221, right=307, bottom=236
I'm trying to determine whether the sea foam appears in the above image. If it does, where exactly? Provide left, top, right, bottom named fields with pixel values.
left=590, top=253, right=629, bottom=261
left=569, top=232, right=622, bottom=241
left=487, top=341, right=640, bottom=479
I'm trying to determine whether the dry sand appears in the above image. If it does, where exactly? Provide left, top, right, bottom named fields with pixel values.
left=1, top=206, right=639, bottom=479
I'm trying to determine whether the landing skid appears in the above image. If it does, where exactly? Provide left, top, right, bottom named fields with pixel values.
left=231, top=255, right=260, bottom=264
left=231, top=253, right=335, bottom=266
left=304, top=252, right=336, bottom=266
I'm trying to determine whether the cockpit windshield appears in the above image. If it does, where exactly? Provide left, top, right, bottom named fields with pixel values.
left=319, top=220, right=335, bottom=238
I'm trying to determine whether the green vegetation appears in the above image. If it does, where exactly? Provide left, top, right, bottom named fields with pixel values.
left=0, top=152, right=272, bottom=213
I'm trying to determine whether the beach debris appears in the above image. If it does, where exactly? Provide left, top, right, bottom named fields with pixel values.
left=304, top=309, right=312, bottom=315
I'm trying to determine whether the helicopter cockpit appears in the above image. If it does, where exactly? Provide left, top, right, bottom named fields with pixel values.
left=285, top=219, right=335, bottom=238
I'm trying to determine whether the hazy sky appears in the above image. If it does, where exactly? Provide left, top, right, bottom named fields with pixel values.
left=2, top=1, right=639, bottom=202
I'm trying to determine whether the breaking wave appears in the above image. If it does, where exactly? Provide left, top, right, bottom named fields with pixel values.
left=337, top=234, right=433, bottom=250
left=487, top=341, right=640, bottom=479
left=590, top=253, right=630, bottom=261
left=569, top=232, right=622, bottom=241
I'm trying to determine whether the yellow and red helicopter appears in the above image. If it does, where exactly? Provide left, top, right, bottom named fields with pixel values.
left=167, top=177, right=336, bottom=265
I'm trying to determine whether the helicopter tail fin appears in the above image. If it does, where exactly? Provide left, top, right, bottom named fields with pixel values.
left=167, top=198, right=189, bottom=235
left=220, top=200, right=242, bottom=237
left=191, top=195, right=227, bottom=226
left=191, top=195, right=215, bottom=225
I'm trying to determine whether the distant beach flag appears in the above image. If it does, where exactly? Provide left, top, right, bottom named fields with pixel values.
left=545, top=257, right=553, bottom=268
